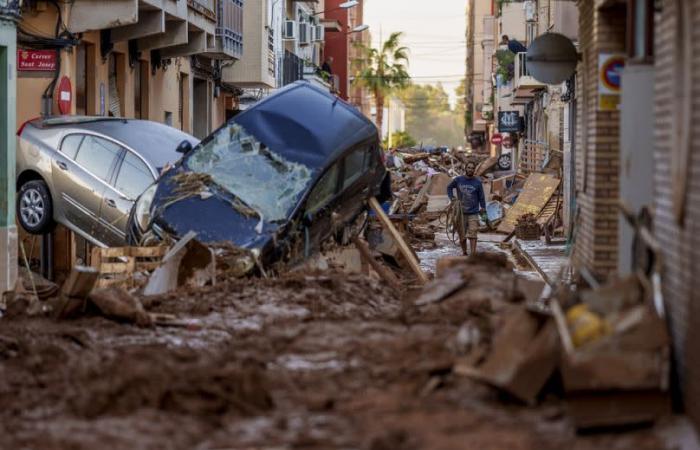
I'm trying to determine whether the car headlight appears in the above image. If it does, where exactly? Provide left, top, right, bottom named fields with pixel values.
left=135, top=184, right=157, bottom=231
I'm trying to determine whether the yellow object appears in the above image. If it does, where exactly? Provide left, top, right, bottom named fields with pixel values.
left=566, top=304, right=609, bottom=348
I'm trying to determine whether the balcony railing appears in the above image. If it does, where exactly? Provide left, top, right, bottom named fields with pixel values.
left=283, top=50, right=304, bottom=86
left=214, top=0, right=243, bottom=59
left=514, top=52, right=545, bottom=91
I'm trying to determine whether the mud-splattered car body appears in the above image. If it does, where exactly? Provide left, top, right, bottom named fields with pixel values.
left=128, top=81, right=390, bottom=265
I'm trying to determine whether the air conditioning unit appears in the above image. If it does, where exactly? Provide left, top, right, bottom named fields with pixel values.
left=283, top=20, right=297, bottom=40
left=299, top=22, right=310, bottom=45
left=313, top=25, right=325, bottom=42
left=524, top=0, right=536, bottom=22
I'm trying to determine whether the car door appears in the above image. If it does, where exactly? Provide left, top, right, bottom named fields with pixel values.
left=302, top=162, right=341, bottom=253
left=99, top=150, right=155, bottom=246
left=52, top=133, right=121, bottom=243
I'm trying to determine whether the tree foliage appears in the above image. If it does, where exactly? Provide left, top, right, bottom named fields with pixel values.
left=383, top=131, right=417, bottom=149
left=396, top=82, right=466, bottom=148
left=353, top=32, right=411, bottom=133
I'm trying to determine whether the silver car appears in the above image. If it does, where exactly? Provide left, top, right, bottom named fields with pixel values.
left=16, top=116, right=199, bottom=247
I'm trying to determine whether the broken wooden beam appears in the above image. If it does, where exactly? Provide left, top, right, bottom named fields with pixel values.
left=353, top=237, right=402, bottom=291
left=369, top=197, right=429, bottom=284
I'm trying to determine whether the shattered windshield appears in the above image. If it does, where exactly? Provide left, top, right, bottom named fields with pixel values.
left=185, top=123, right=313, bottom=222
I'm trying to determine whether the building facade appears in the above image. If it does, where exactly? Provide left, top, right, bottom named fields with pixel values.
left=0, top=0, right=19, bottom=297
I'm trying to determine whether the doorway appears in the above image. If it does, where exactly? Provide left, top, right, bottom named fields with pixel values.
left=76, top=43, right=96, bottom=115
left=192, top=77, right=210, bottom=139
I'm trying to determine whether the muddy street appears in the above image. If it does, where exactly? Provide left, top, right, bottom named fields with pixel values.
left=0, top=254, right=672, bottom=450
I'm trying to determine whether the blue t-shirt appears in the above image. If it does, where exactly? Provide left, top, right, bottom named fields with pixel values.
left=447, top=176, right=486, bottom=214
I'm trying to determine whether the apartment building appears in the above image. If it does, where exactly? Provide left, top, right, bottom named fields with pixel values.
left=465, top=0, right=494, bottom=153
left=0, top=1, right=19, bottom=296
left=14, top=0, right=244, bottom=281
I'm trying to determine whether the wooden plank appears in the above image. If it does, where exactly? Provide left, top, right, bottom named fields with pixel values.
left=99, top=247, right=132, bottom=258
left=62, top=266, right=100, bottom=298
left=99, top=262, right=133, bottom=274
left=131, top=246, right=168, bottom=257
left=353, top=237, right=402, bottom=291
left=369, top=197, right=429, bottom=284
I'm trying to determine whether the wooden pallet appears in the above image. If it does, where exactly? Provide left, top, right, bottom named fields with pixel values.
left=91, top=246, right=168, bottom=288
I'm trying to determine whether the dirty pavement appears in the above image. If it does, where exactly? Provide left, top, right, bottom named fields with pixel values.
left=0, top=148, right=686, bottom=449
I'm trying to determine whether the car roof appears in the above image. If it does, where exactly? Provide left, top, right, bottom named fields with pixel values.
left=30, top=116, right=199, bottom=169
left=231, top=81, right=378, bottom=170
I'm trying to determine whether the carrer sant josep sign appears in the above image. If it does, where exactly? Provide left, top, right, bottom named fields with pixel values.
left=498, top=111, right=523, bottom=133
left=17, top=49, right=57, bottom=72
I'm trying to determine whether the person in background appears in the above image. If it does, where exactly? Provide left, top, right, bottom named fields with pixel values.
left=321, top=57, right=334, bottom=76
left=447, top=162, right=486, bottom=256
left=501, top=35, right=527, bottom=54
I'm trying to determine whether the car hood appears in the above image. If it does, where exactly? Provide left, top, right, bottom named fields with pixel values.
left=150, top=169, right=280, bottom=249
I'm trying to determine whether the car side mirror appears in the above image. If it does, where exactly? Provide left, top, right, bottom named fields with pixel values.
left=176, top=140, right=193, bottom=155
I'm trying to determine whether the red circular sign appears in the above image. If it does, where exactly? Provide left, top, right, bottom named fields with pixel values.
left=57, top=76, right=72, bottom=115
left=491, top=133, right=503, bottom=145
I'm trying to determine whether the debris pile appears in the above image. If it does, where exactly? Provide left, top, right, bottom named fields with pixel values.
left=419, top=255, right=672, bottom=431
left=514, top=213, right=541, bottom=240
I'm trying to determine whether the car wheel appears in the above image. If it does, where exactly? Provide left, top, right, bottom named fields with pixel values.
left=17, top=180, right=55, bottom=234
left=498, top=153, right=512, bottom=170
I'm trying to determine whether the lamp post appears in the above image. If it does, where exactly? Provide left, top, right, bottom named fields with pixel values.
left=312, top=0, right=359, bottom=16
left=0, top=0, right=20, bottom=296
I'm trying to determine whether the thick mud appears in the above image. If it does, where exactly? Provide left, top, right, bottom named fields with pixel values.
left=0, top=266, right=671, bottom=449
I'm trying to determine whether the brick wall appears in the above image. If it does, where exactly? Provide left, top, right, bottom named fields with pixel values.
left=654, top=0, right=700, bottom=428
left=573, top=2, right=626, bottom=278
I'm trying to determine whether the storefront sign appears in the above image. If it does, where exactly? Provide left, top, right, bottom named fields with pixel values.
left=17, top=50, right=57, bottom=72
left=491, top=133, right=503, bottom=145
left=598, top=54, right=625, bottom=111
left=498, top=111, right=522, bottom=133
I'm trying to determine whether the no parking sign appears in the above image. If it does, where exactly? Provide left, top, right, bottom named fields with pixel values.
left=598, top=54, right=625, bottom=111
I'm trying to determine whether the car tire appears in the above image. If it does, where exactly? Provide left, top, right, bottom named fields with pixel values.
left=17, top=180, right=55, bottom=235
left=498, top=153, right=512, bottom=171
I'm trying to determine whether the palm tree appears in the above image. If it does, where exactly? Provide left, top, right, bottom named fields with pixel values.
left=353, top=32, right=410, bottom=135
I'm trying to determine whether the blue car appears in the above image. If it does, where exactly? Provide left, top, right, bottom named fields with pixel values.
left=128, top=81, right=391, bottom=265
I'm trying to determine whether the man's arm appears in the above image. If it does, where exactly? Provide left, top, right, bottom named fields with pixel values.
left=447, top=178, right=457, bottom=200
left=478, top=181, right=486, bottom=210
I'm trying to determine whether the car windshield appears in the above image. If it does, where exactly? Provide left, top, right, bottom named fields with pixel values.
left=185, top=122, right=313, bottom=222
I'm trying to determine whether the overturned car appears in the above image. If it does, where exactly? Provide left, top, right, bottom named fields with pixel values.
left=128, top=81, right=390, bottom=265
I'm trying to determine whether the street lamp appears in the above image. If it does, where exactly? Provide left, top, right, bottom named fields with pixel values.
left=348, top=24, right=369, bottom=34
left=312, top=0, right=359, bottom=16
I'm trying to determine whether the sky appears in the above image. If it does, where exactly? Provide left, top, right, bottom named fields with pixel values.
left=363, top=0, right=467, bottom=107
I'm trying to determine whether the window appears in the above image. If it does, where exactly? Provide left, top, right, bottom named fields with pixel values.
left=342, top=148, right=366, bottom=189
left=627, top=0, right=654, bottom=61
left=306, top=164, right=339, bottom=213
left=115, top=151, right=153, bottom=199
left=61, top=134, right=84, bottom=160
left=75, top=136, right=122, bottom=182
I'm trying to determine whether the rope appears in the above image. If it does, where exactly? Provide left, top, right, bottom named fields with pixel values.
left=440, top=197, right=465, bottom=246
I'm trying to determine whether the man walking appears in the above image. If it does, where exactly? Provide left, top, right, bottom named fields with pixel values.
left=447, top=162, right=486, bottom=256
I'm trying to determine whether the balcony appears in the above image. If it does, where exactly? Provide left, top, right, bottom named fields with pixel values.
left=221, top=0, right=273, bottom=88
left=282, top=50, right=303, bottom=86
left=513, top=52, right=545, bottom=103
left=303, top=64, right=338, bottom=93
left=207, top=0, right=243, bottom=59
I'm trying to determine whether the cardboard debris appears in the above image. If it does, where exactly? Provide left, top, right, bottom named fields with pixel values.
left=455, top=306, right=560, bottom=405
left=497, top=173, right=560, bottom=234
left=89, top=287, right=152, bottom=327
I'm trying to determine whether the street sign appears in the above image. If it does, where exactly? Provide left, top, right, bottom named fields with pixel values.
left=17, top=49, right=57, bottom=72
left=57, top=76, right=72, bottom=114
left=598, top=54, right=625, bottom=111
left=491, top=133, right=503, bottom=145
left=498, top=111, right=522, bottom=133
